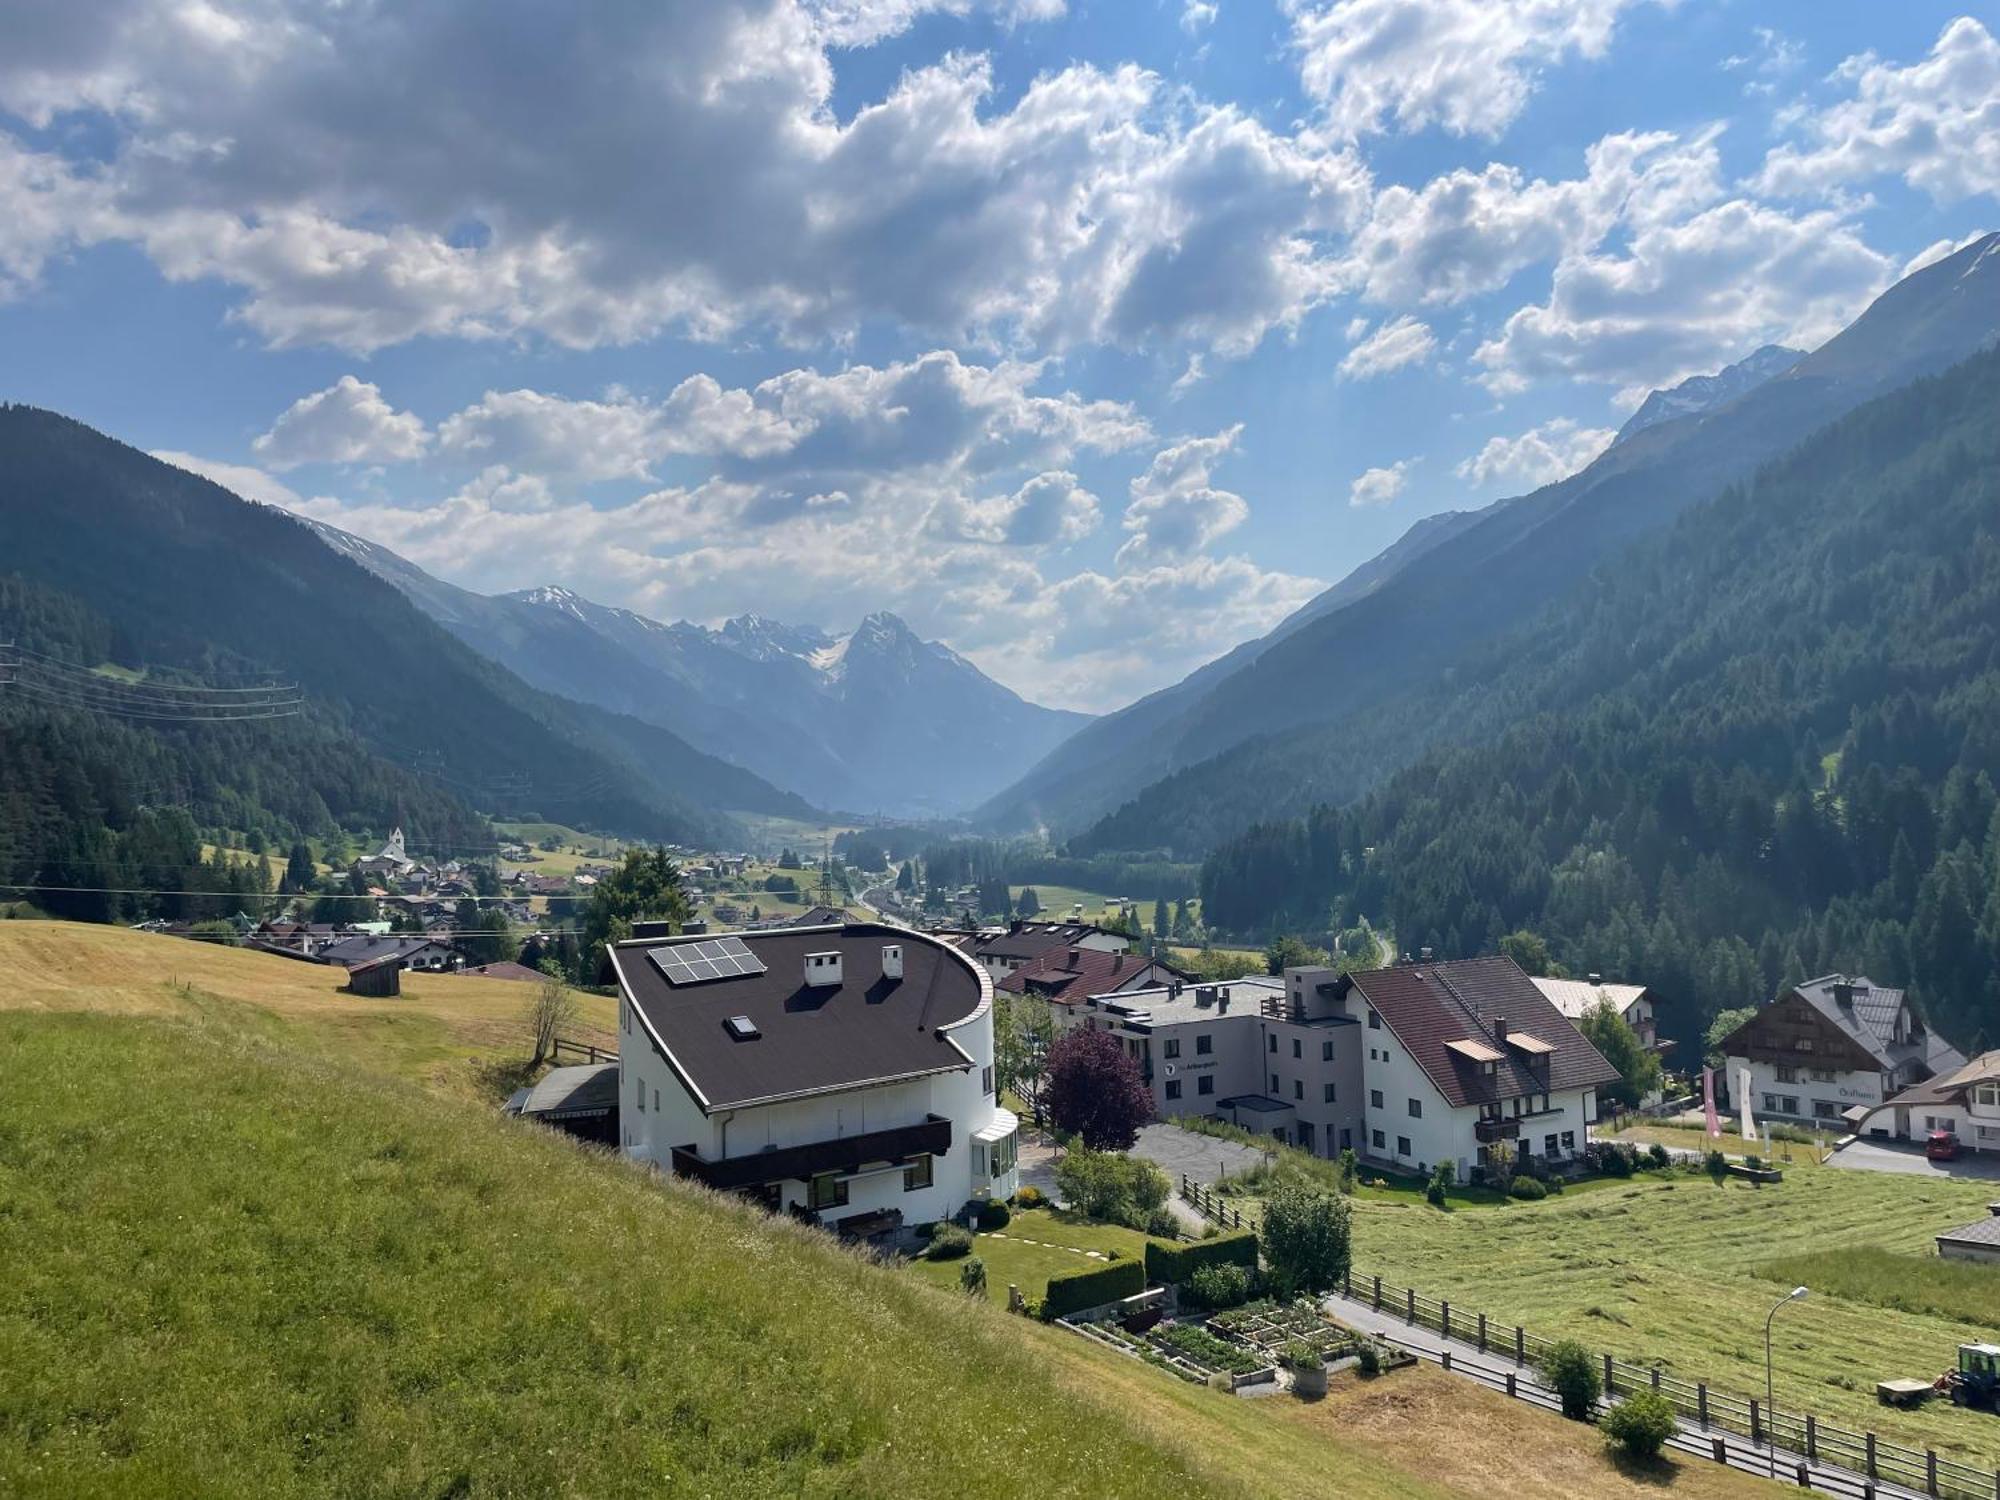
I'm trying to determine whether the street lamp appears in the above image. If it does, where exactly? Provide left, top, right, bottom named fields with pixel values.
left=1765, top=1286, right=1809, bottom=1478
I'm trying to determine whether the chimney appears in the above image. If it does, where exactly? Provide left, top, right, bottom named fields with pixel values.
left=1419, top=946, right=1434, bottom=963
left=1493, top=1014, right=1508, bottom=1047
left=1588, top=973, right=1602, bottom=985
left=1218, top=985, right=1231, bottom=1012
left=1113, top=953, right=1125, bottom=972
left=881, top=943, right=903, bottom=980
left=805, top=950, right=843, bottom=988
left=1832, top=980, right=1855, bottom=1009
left=1195, top=985, right=1215, bottom=1008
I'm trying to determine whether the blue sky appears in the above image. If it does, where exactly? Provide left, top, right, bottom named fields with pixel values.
left=1, top=1, right=1994, bottom=711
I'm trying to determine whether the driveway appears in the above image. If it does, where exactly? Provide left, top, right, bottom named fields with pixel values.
left=1130, top=1122, right=1274, bottom=1190
left=1830, top=1136, right=2000, bottom=1180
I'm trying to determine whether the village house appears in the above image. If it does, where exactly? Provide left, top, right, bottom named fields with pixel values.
left=1716, top=974, right=1963, bottom=1132
left=352, top=827, right=417, bottom=881
left=1529, top=975, right=1668, bottom=1052
left=317, top=933, right=463, bottom=974
left=1854, top=1049, right=2000, bottom=1150
left=610, top=921, right=1017, bottom=1247
left=967, top=919, right=1132, bottom=983
left=1070, top=955, right=1620, bottom=1182
left=998, top=944, right=1185, bottom=1009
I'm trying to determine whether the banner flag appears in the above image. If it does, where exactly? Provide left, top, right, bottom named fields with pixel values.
left=1702, top=1066, right=1721, bottom=1138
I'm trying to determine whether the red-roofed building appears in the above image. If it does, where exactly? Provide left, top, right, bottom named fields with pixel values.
left=994, top=945, right=1186, bottom=1007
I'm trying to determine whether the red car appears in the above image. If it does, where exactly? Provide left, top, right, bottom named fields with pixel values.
left=1928, top=1130, right=1962, bottom=1162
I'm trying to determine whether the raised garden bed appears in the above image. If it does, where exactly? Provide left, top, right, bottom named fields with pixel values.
left=1726, top=1163, right=1784, bottom=1184
left=1207, top=1300, right=1364, bottom=1361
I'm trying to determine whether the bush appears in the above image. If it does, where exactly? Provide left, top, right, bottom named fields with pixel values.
left=1602, top=1391, right=1678, bottom=1458
left=1744, top=1154, right=1764, bottom=1171
left=1284, top=1340, right=1323, bottom=1371
left=925, top=1223, right=974, bottom=1260
left=1042, top=1256, right=1146, bottom=1320
left=973, top=1198, right=1011, bottom=1231
left=1056, top=1148, right=1170, bottom=1229
left=1356, top=1341, right=1382, bottom=1376
left=1647, top=1143, right=1670, bottom=1171
left=1426, top=1160, right=1453, bottom=1207
left=1540, top=1339, right=1602, bottom=1421
left=1597, top=1145, right=1634, bottom=1178
left=959, top=1256, right=987, bottom=1296
left=1183, top=1261, right=1253, bottom=1310
left=1144, top=1207, right=1180, bottom=1239
left=1145, top=1228, right=1258, bottom=1285
left=1260, top=1187, right=1351, bottom=1296
left=1013, top=1185, right=1046, bottom=1210
left=1508, top=1176, right=1547, bottom=1200
left=1704, top=1149, right=1728, bottom=1183
left=1337, top=1148, right=1358, bottom=1195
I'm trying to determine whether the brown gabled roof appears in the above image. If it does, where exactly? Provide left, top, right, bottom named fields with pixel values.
left=975, top=921, right=1126, bottom=963
left=1337, top=956, right=1621, bottom=1109
left=995, top=947, right=1185, bottom=1006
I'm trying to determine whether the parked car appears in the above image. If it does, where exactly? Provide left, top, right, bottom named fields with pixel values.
left=1927, top=1130, right=1962, bottom=1162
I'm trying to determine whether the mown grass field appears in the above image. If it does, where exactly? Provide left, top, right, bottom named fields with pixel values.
left=1350, top=1135, right=2000, bottom=1467
left=0, top=920, right=612, bottom=1103
left=0, top=923, right=1788, bottom=1498
left=907, top=1207, right=1150, bottom=1306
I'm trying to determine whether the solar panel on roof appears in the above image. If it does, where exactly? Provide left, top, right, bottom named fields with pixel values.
left=649, top=934, right=768, bottom=986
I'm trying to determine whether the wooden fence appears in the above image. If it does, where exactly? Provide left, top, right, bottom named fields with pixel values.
left=549, top=1035, right=616, bottom=1066
left=1342, top=1263, right=2000, bottom=1500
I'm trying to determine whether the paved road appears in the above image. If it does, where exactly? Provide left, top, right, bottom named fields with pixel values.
left=1830, top=1138, right=2000, bottom=1180
left=1130, top=1122, right=1273, bottom=1187
left=1322, top=1288, right=1930, bottom=1500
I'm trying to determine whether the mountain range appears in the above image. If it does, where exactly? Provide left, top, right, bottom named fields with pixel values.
left=296, top=523, right=1088, bottom=818
left=983, top=231, right=2000, bottom=859
left=0, top=410, right=816, bottom=849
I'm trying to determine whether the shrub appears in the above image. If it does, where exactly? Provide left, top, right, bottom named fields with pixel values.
left=1744, top=1154, right=1764, bottom=1171
left=1145, top=1228, right=1257, bottom=1285
left=1704, top=1149, right=1728, bottom=1183
left=1145, top=1207, right=1180, bottom=1239
left=1597, top=1145, right=1634, bottom=1178
left=1042, top=1256, right=1146, bottom=1320
left=1356, top=1341, right=1382, bottom=1376
left=959, top=1256, right=987, bottom=1296
left=1647, top=1143, right=1670, bottom=1171
left=1183, top=1261, right=1253, bottom=1310
left=1260, top=1187, right=1351, bottom=1296
left=1602, top=1391, right=1678, bottom=1458
left=1540, top=1339, right=1602, bottom=1421
left=1056, top=1148, right=1170, bottom=1229
left=973, top=1198, right=1011, bottom=1231
left=1426, top=1160, right=1453, bottom=1207
left=1284, top=1340, right=1323, bottom=1371
left=1508, top=1176, right=1547, bottom=1201
left=1337, top=1148, right=1358, bottom=1195
left=1013, top=1185, right=1046, bottom=1210
left=925, top=1223, right=974, bottom=1260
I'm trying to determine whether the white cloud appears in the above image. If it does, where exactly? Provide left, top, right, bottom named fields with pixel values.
left=1340, top=128, right=1718, bottom=308
left=1473, top=198, right=1895, bottom=394
left=1721, top=26, right=1802, bottom=95
left=1756, top=19, right=2000, bottom=204
left=1338, top=315, right=1436, bottom=378
left=806, top=0, right=1065, bottom=50
left=1348, top=459, right=1411, bottom=507
left=936, top=470, right=1101, bottom=546
left=1288, top=0, right=1647, bottom=140
left=437, top=389, right=663, bottom=485
left=1117, top=425, right=1250, bottom=565
left=0, top=1, right=1367, bottom=358
left=252, top=376, right=430, bottom=470
left=1454, top=416, right=1613, bottom=490
left=1902, top=231, right=1991, bottom=279
left=1181, top=1, right=1218, bottom=34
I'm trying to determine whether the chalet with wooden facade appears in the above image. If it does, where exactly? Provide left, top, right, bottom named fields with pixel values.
left=1716, top=974, right=1964, bottom=1130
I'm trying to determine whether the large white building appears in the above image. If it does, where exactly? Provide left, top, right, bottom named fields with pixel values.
left=1070, top=956, right=1622, bottom=1183
left=610, top=921, right=1017, bottom=1246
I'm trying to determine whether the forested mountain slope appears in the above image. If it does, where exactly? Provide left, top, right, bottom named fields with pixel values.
left=1014, top=233, right=2000, bottom=851
left=1198, top=347, right=2000, bottom=1052
left=0, top=407, right=812, bottom=846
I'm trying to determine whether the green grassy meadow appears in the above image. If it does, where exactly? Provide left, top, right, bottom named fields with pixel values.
left=1350, top=1146, right=2000, bottom=1466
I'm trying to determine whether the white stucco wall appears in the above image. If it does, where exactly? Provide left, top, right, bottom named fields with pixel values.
left=1726, top=1053, right=1886, bottom=1127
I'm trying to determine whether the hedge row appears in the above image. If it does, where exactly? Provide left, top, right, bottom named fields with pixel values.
left=1043, top=1256, right=1146, bottom=1319
left=1144, top=1229, right=1258, bottom=1285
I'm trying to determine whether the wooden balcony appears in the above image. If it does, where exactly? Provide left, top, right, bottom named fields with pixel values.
left=1474, top=1116, right=1520, bottom=1143
left=671, top=1114, right=952, bottom=1192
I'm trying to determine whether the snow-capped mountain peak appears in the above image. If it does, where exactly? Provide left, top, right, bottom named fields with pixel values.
left=1613, top=344, right=1804, bottom=446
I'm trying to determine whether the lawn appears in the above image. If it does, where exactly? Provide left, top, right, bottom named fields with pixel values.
left=1349, top=1148, right=2000, bottom=1467
left=1011, top=884, right=1128, bottom=924
left=908, top=1207, right=1150, bottom=1305
left=0, top=920, right=612, bottom=1103
left=1754, top=1245, right=2000, bottom=1327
